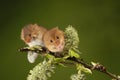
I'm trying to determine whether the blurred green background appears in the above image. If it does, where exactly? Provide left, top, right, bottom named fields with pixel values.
left=0, top=0, right=120, bottom=80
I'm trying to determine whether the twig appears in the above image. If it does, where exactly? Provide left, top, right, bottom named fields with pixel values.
left=19, top=47, right=120, bottom=80
left=67, top=57, right=120, bottom=80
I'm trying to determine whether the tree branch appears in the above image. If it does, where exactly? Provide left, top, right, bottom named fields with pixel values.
left=67, top=57, right=120, bottom=80
left=19, top=47, right=120, bottom=80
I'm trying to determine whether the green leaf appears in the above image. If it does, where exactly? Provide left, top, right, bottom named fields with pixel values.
left=91, top=62, right=97, bottom=66
left=54, top=58, right=66, bottom=67
left=69, top=49, right=80, bottom=58
left=46, top=54, right=66, bottom=67
left=57, top=63, right=66, bottom=67
left=82, top=67, right=92, bottom=74
left=46, top=54, right=55, bottom=59
left=63, top=55, right=70, bottom=59
left=76, top=64, right=92, bottom=74
left=33, top=45, right=42, bottom=50
left=54, top=58, right=65, bottom=63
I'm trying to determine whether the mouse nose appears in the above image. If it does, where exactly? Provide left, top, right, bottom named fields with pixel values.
left=57, top=45, right=64, bottom=50
left=55, top=41, right=60, bottom=46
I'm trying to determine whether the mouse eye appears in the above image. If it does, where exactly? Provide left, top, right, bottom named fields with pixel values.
left=50, top=40, right=53, bottom=43
left=32, top=35, right=37, bottom=39
left=56, top=36, right=59, bottom=39
left=32, top=36, right=36, bottom=39
left=28, top=34, right=31, bottom=37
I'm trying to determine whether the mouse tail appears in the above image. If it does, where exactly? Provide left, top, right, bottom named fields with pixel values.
left=27, top=51, right=38, bottom=63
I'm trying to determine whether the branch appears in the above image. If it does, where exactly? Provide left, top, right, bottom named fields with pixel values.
left=19, top=47, right=120, bottom=80
left=67, top=57, right=120, bottom=80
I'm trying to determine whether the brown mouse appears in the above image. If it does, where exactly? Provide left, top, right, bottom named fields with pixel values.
left=21, top=24, right=47, bottom=63
left=43, top=27, right=65, bottom=53
left=21, top=24, right=47, bottom=47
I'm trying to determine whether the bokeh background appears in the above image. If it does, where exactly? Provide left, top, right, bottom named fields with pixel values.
left=0, top=0, right=120, bottom=80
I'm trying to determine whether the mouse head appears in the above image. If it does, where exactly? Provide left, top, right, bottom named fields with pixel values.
left=43, top=27, right=65, bottom=52
left=21, top=24, right=46, bottom=46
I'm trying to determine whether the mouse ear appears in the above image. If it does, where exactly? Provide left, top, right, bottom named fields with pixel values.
left=21, top=26, right=29, bottom=41
left=55, top=26, right=59, bottom=29
left=49, top=27, right=59, bottom=33
left=33, top=23, right=40, bottom=28
left=52, top=27, right=59, bottom=31
left=21, top=28, right=25, bottom=41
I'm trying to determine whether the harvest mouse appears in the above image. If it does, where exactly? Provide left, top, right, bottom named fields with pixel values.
left=21, top=24, right=47, bottom=63
left=43, top=27, right=65, bottom=53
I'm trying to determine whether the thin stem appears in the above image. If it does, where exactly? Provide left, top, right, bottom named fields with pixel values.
left=67, top=57, right=120, bottom=80
left=19, top=47, right=120, bottom=80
